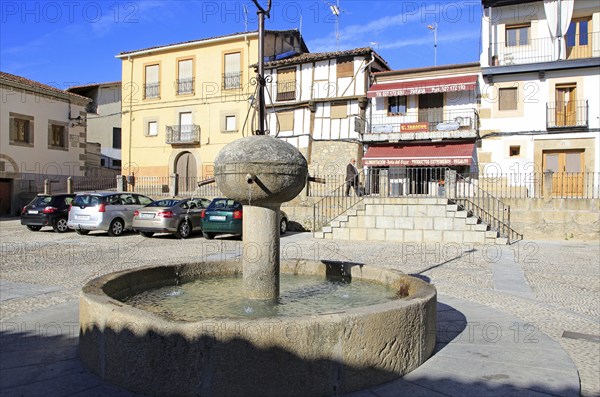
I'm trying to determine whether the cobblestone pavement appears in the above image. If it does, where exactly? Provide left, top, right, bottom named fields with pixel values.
left=1, top=219, right=598, bottom=396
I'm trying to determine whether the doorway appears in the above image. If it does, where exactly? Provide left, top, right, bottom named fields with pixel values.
left=566, top=17, right=591, bottom=59
left=175, top=152, right=197, bottom=194
left=418, top=93, right=444, bottom=131
left=0, top=179, right=12, bottom=215
left=555, top=84, right=577, bottom=127
left=542, top=149, right=584, bottom=197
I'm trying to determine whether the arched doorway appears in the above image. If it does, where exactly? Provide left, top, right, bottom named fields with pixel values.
left=175, top=151, right=197, bottom=194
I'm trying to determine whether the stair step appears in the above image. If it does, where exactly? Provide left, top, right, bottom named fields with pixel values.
left=496, top=237, right=509, bottom=245
left=313, top=231, right=324, bottom=239
left=465, top=217, right=479, bottom=225
left=331, top=220, right=341, bottom=228
left=322, top=226, right=332, bottom=233
left=485, top=230, right=499, bottom=238
left=474, top=223, right=489, bottom=231
left=446, top=204, right=458, bottom=212
left=455, top=211, right=468, bottom=218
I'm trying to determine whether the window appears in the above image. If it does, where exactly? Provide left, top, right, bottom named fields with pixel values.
left=9, top=113, right=34, bottom=145
left=506, top=24, right=529, bottom=46
left=336, top=56, right=354, bottom=78
left=498, top=87, right=518, bottom=111
left=277, top=67, right=296, bottom=101
left=331, top=101, right=348, bottom=119
left=144, top=64, right=160, bottom=99
left=177, top=59, right=194, bottom=95
left=566, top=17, right=591, bottom=59
left=223, top=52, right=241, bottom=90
left=112, top=159, right=122, bottom=167
left=387, top=96, right=407, bottom=115
left=112, top=127, right=121, bottom=149
left=225, top=115, right=236, bottom=131
left=147, top=121, right=158, bottom=136
left=509, top=146, right=520, bottom=157
left=278, top=111, right=294, bottom=131
left=48, top=123, right=67, bottom=149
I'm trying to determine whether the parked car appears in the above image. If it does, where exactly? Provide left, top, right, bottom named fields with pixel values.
left=132, top=197, right=211, bottom=239
left=200, top=198, right=288, bottom=240
left=67, top=192, right=153, bottom=236
left=21, top=193, right=76, bottom=233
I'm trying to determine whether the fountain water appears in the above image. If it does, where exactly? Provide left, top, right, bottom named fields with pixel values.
left=78, top=2, right=436, bottom=396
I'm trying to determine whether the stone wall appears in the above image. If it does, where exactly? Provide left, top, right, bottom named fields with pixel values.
left=308, top=141, right=362, bottom=176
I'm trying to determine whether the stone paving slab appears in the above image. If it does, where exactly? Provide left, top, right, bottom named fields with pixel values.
left=0, top=280, right=62, bottom=302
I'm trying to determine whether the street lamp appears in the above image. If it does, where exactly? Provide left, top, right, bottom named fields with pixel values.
left=427, top=22, right=438, bottom=66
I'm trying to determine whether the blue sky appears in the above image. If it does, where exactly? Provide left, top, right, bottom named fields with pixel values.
left=1, top=1, right=483, bottom=88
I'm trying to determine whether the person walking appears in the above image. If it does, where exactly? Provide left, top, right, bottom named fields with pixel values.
left=345, top=158, right=358, bottom=196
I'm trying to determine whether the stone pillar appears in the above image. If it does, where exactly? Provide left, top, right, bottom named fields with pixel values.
left=446, top=170, right=457, bottom=199
left=543, top=171, right=553, bottom=201
left=67, top=177, right=74, bottom=194
left=170, top=174, right=178, bottom=197
left=116, top=175, right=127, bottom=192
left=379, top=169, right=388, bottom=197
left=242, top=204, right=280, bottom=300
left=44, top=179, right=51, bottom=194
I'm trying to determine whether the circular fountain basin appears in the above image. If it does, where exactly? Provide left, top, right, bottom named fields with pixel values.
left=79, top=260, right=437, bottom=397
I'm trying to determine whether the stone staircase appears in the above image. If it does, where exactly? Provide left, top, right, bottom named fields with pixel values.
left=313, top=197, right=509, bottom=245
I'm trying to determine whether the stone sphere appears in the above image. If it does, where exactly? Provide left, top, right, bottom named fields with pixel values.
left=214, top=136, right=308, bottom=204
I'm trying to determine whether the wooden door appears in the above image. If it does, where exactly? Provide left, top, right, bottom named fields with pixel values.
left=0, top=179, right=12, bottom=215
left=543, top=150, right=584, bottom=197
left=418, top=93, right=443, bottom=131
left=555, top=85, right=576, bottom=127
left=566, top=17, right=591, bottom=60
left=176, top=152, right=197, bottom=194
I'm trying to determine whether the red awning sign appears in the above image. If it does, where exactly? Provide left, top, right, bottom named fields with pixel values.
left=363, top=142, right=475, bottom=167
left=367, top=75, right=478, bottom=98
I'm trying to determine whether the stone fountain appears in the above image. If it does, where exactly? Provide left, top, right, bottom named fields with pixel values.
left=78, top=3, right=436, bottom=396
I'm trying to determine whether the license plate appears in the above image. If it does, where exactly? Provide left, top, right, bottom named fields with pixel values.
left=75, top=215, right=90, bottom=220
left=140, top=213, right=155, bottom=219
left=28, top=210, right=38, bottom=214
left=209, top=215, right=226, bottom=221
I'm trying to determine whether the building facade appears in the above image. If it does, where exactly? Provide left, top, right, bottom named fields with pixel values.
left=264, top=48, right=390, bottom=179
left=68, top=82, right=122, bottom=176
left=479, top=0, right=599, bottom=197
left=117, top=30, right=307, bottom=190
left=0, top=71, right=89, bottom=215
left=364, top=63, right=481, bottom=195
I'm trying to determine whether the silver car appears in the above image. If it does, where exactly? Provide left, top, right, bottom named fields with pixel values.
left=67, top=192, right=153, bottom=236
left=132, top=197, right=210, bottom=239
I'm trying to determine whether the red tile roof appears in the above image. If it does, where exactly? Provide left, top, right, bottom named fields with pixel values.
left=0, top=71, right=91, bottom=102
left=263, top=47, right=390, bottom=69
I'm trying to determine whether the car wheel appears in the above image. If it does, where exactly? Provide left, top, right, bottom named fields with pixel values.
left=175, top=221, right=191, bottom=239
left=53, top=217, right=69, bottom=233
left=280, top=218, right=288, bottom=235
left=75, top=229, right=90, bottom=235
left=140, top=231, right=154, bottom=238
left=26, top=225, right=42, bottom=232
left=108, top=219, right=124, bottom=237
left=202, top=232, right=215, bottom=240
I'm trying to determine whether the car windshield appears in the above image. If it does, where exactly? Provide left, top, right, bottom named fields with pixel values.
left=30, top=196, right=52, bottom=206
left=73, top=195, right=103, bottom=207
left=208, top=199, right=241, bottom=211
left=146, top=199, right=180, bottom=208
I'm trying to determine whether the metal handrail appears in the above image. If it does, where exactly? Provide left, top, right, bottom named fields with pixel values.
left=452, top=172, right=523, bottom=243
left=312, top=170, right=366, bottom=232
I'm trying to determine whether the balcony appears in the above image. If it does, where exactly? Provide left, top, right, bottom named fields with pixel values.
left=276, top=81, right=296, bottom=101
left=222, top=72, right=242, bottom=90
left=177, top=78, right=194, bottom=95
left=364, top=108, right=478, bottom=142
left=487, top=31, right=599, bottom=66
left=166, top=125, right=200, bottom=145
left=546, top=100, right=588, bottom=130
left=144, top=82, right=160, bottom=99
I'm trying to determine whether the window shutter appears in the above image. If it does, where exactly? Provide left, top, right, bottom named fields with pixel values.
left=337, top=57, right=354, bottom=78
left=178, top=59, right=193, bottom=80
left=278, top=68, right=295, bottom=84
left=9, top=116, right=16, bottom=142
left=48, top=123, right=53, bottom=146
left=225, top=53, right=240, bottom=74
left=146, top=65, right=159, bottom=84
left=29, top=120, right=34, bottom=145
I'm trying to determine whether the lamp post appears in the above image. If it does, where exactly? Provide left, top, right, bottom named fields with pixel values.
left=427, top=22, right=438, bottom=66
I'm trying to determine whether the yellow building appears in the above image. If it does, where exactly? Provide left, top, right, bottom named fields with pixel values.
left=117, top=30, right=307, bottom=184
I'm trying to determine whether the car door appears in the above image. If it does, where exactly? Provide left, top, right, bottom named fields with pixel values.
left=187, top=198, right=207, bottom=230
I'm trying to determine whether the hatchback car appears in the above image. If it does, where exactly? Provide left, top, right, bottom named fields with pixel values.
left=21, top=193, right=75, bottom=233
left=132, top=197, right=211, bottom=239
left=200, top=198, right=288, bottom=240
left=67, top=192, right=153, bottom=236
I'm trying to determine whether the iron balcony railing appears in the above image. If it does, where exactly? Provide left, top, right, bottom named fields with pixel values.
left=165, top=125, right=200, bottom=145
left=223, top=71, right=242, bottom=90
left=366, top=108, right=478, bottom=140
left=144, top=82, right=160, bottom=99
left=276, top=81, right=296, bottom=101
left=177, top=78, right=194, bottom=95
left=488, top=31, right=599, bottom=66
left=546, top=100, right=588, bottom=129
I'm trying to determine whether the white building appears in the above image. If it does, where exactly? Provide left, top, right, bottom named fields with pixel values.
left=479, top=0, right=599, bottom=197
left=263, top=48, right=390, bottom=177
left=68, top=82, right=122, bottom=175
left=0, top=71, right=90, bottom=215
